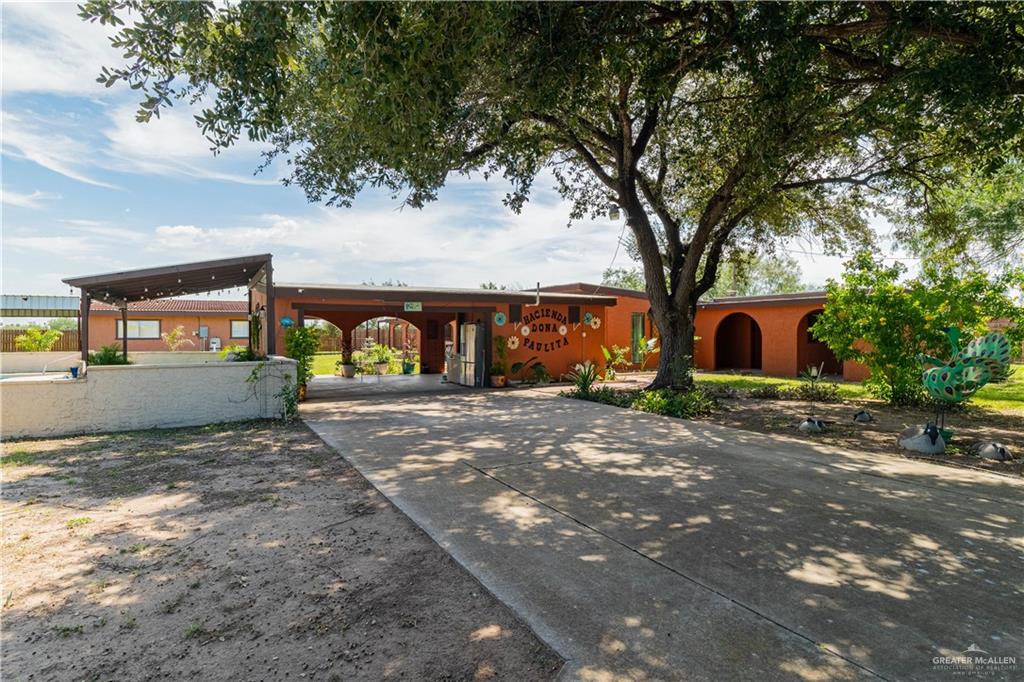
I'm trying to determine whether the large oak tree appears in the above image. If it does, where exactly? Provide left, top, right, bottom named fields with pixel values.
left=82, top=1, right=1024, bottom=388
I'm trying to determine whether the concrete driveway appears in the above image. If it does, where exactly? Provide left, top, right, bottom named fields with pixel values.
left=302, top=389, right=1023, bottom=681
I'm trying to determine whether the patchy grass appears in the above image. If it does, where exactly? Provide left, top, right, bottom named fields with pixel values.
left=1, top=451, right=35, bottom=468
left=694, top=364, right=1024, bottom=414
left=65, top=517, right=93, bottom=530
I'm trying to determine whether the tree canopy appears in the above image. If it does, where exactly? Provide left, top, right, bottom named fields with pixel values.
left=81, top=1, right=1024, bottom=387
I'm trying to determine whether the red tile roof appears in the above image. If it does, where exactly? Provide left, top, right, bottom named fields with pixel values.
left=91, top=299, right=248, bottom=314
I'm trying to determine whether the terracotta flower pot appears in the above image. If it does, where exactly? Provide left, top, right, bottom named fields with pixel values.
left=490, top=375, right=507, bottom=388
left=298, top=384, right=308, bottom=401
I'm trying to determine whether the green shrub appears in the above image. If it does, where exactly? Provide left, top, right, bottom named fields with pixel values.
left=284, top=326, right=322, bottom=387
left=15, top=328, right=63, bottom=352
left=562, top=386, right=715, bottom=419
left=88, top=344, right=131, bottom=365
left=567, top=361, right=600, bottom=394
left=785, top=381, right=841, bottom=403
left=220, top=345, right=258, bottom=361
left=748, top=384, right=783, bottom=400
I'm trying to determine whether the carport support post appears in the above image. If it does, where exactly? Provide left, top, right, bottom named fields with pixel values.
left=265, top=260, right=276, bottom=355
left=80, top=291, right=90, bottom=363
left=121, top=305, right=129, bottom=361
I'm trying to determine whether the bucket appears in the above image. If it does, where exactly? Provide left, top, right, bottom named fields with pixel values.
left=69, top=366, right=80, bottom=379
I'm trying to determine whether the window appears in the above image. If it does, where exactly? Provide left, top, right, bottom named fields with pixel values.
left=116, top=319, right=160, bottom=339
left=568, top=306, right=580, bottom=324
left=509, top=304, right=522, bottom=324
left=230, top=320, right=249, bottom=339
left=631, top=312, right=645, bottom=363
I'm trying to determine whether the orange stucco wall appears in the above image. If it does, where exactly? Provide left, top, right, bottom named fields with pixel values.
left=87, top=312, right=248, bottom=352
left=693, top=301, right=867, bottom=379
left=265, top=291, right=654, bottom=379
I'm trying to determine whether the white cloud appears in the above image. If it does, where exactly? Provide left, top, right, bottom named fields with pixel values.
left=0, top=189, right=60, bottom=209
left=142, top=184, right=626, bottom=289
left=1, top=2, right=120, bottom=96
left=2, top=112, right=120, bottom=188
left=103, top=103, right=279, bottom=185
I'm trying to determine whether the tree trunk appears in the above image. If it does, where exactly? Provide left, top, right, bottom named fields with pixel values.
left=648, top=307, right=696, bottom=390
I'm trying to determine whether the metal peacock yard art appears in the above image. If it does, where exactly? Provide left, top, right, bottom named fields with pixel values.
left=912, top=327, right=1012, bottom=444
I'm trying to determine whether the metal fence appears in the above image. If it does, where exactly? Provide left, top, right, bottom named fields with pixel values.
left=1, top=329, right=80, bottom=352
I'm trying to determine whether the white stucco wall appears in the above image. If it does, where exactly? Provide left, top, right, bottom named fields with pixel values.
left=0, top=357, right=297, bottom=439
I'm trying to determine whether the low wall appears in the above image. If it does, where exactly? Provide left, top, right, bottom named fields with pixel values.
left=0, top=351, right=228, bottom=373
left=1, top=357, right=296, bottom=439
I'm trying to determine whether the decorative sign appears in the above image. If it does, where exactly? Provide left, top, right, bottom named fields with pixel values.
left=507, top=335, right=520, bottom=349
left=584, top=312, right=594, bottom=325
left=280, top=316, right=295, bottom=328
left=590, top=316, right=602, bottom=330
left=494, top=312, right=507, bottom=326
left=404, top=301, right=423, bottom=312
left=518, top=307, right=572, bottom=352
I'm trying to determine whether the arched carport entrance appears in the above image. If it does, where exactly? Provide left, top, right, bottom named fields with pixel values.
left=715, top=313, right=762, bottom=370
left=796, top=310, right=842, bottom=377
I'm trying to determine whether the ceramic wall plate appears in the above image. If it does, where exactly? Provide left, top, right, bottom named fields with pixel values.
left=521, top=325, right=531, bottom=336
left=584, top=312, right=594, bottom=325
left=494, top=312, right=507, bottom=326
left=507, top=335, right=520, bottom=349
left=558, top=324, right=568, bottom=336
left=591, top=317, right=602, bottom=330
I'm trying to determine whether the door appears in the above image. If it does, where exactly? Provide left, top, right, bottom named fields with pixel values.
left=460, top=323, right=477, bottom=387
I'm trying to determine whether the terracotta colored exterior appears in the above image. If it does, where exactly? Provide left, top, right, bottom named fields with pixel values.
left=254, top=284, right=653, bottom=380
left=87, top=301, right=249, bottom=352
left=693, top=293, right=862, bottom=379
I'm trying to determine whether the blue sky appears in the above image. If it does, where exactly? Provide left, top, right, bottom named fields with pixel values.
left=2, top=2, right=881, bottom=298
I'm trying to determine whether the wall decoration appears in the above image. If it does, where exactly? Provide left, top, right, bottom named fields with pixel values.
left=518, top=307, right=573, bottom=353
left=507, top=335, right=520, bottom=349
left=494, top=312, right=507, bottom=326
left=590, top=317, right=602, bottom=330
left=280, top=316, right=295, bottom=328
left=584, top=312, right=594, bottom=325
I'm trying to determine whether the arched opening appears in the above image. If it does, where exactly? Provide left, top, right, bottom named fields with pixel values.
left=796, top=310, right=842, bottom=377
left=714, top=313, right=762, bottom=370
left=350, top=316, right=422, bottom=374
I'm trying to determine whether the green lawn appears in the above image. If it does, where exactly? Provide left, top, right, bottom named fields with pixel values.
left=694, top=363, right=1024, bottom=413
left=312, top=353, right=343, bottom=375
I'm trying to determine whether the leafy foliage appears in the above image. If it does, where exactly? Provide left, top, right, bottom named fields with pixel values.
left=161, top=324, right=194, bottom=352
left=510, top=356, right=549, bottom=383
left=80, top=1, right=1024, bottom=389
left=601, top=267, right=646, bottom=292
left=701, top=252, right=809, bottom=300
left=563, top=386, right=715, bottom=419
left=14, top=328, right=63, bottom=352
left=601, top=344, right=630, bottom=379
left=220, top=345, right=259, bottom=362
left=284, top=326, right=322, bottom=388
left=88, top=344, right=130, bottom=366
left=812, top=252, right=1024, bottom=404
left=491, top=335, right=508, bottom=375
left=567, top=361, right=600, bottom=394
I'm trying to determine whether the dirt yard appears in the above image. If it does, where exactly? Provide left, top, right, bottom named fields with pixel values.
left=1, top=421, right=560, bottom=682
left=700, top=396, right=1024, bottom=476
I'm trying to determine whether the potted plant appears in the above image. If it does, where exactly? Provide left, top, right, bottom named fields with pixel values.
left=284, top=325, right=322, bottom=400
left=490, top=335, right=508, bottom=387
left=336, top=341, right=356, bottom=378
left=401, top=340, right=416, bottom=374
left=366, top=343, right=394, bottom=376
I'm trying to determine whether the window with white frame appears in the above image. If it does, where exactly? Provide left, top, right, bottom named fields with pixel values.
left=116, top=319, right=160, bottom=339
left=230, top=320, right=249, bottom=339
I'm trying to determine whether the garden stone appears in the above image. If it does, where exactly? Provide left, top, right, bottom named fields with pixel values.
left=853, top=410, right=873, bottom=423
left=898, top=424, right=945, bottom=455
left=798, top=417, right=827, bottom=434
left=974, top=442, right=1013, bottom=461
